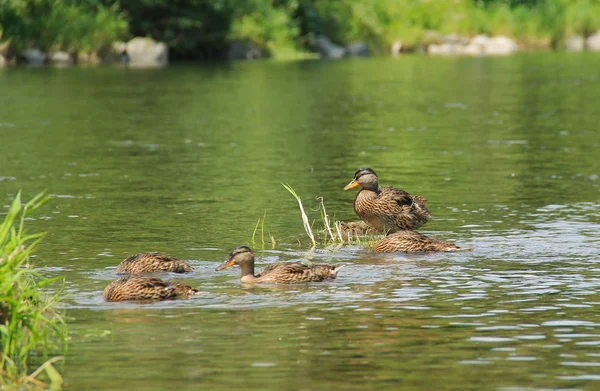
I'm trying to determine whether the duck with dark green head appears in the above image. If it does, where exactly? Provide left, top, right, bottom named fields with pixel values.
left=216, top=246, right=344, bottom=284
left=344, top=167, right=430, bottom=233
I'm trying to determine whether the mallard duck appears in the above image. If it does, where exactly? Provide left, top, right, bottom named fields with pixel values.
left=344, top=167, right=430, bottom=233
left=103, top=275, right=199, bottom=302
left=373, top=230, right=469, bottom=253
left=215, top=246, right=344, bottom=284
left=116, top=252, right=193, bottom=274
left=336, top=221, right=381, bottom=239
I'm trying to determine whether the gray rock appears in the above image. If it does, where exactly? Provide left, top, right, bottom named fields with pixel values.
left=21, top=48, right=46, bottom=66
left=483, top=36, right=518, bottom=55
left=314, top=35, right=345, bottom=59
left=428, top=42, right=465, bottom=55
left=125, top=37, right=168, bottom=67
left=441, top=33, right=469, bottom=45
left=346, top=42, right=369, bottom=57
left=50, top=51, right=73, bottom=67
left=586, top=31, right=600, bottom=51
left=391, top=41, right=402, bottom=56
left=565, top=36, right=584, bottom=51
left=0, top=41, right=10, bottom=67
left=227, top=41, right=263, bottom=60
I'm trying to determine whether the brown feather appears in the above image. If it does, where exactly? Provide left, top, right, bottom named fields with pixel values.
left=373, top=231, right=469, bottom=253
left=103, top=275, right=198, bottom=302
left=354, top=187, right=430, bottom=233
left=116, top=252, right=193, bottom=274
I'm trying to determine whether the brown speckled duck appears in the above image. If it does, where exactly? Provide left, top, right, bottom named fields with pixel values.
left=116, top=252, right=193, bottom=274
left=373, top=230, right=470, bottom=254
left=215, top=246, right=344, bottom=284
left=103, top=275, right=199, bottom=302
left=344, top=167, right=430, bottom=233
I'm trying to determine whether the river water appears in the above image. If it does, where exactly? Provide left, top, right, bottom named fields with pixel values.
left=1, top=53, right=599, bottom=390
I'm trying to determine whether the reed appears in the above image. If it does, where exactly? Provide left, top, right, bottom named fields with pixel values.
left=0, top=191, right=67, bottom=389
left=281, top=183, right=317, bottom=247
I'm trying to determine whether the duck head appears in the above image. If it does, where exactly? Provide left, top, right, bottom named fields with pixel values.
left=344, top=167, right=379, bottom=191
left=215, top=245, right=254, bottom=271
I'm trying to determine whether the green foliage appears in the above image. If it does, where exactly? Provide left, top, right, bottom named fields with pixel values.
left=2, top=0, right=600, bottom=59
left=0, top=0, right=128, bottom=53
left=0, top=191, right=67, bottom=388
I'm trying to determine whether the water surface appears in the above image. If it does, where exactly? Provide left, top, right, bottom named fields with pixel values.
left=1, top=53, right=599, bottom=390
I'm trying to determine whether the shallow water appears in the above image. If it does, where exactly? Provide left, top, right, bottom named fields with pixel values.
left=1, top=53, right=599, bottom=390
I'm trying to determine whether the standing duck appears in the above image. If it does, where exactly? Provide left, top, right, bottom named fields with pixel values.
left=344, top=167, right=430, bottom=233
left=116, top=252, right=193, bottom=274
left=372, top=230, right=470, bottom=253
left=103, top=275, right=199, bottom=302
left=215, top=246, right=344, bottom=284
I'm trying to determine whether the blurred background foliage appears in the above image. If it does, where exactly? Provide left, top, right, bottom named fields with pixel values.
left=1, top=0, right=600, bottom=59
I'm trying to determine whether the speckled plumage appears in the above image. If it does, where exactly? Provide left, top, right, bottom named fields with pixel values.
left=373, top=230, right=468, bottom=253
left=116, top=252, right=193, bottom=274
left=103, top=275, right=199, bottom=302
left=216, top=246, right=344, bottom=284
left=337, top=221, right=380, bottom=239
left=344, top=168, right=430, bottom=233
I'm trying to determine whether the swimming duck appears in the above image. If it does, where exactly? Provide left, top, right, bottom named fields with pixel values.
left=103, top=275, right=199, bottom=302
left=215, top=246, right=344, bottom=284
left=116, top=252, right=193, bottom=274
left=372, top=230, right=469, bottom=253
left=344, top=167, right=430, bottom=233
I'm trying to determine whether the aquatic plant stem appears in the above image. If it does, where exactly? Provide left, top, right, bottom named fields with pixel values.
left=281, top=183, right=316, bottom=247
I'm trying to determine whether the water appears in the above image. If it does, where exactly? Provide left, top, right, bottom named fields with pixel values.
left=1, top=53, right=599, bottom=390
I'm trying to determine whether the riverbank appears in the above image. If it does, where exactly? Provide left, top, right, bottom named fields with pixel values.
left=2, top=0, right=600, bottom=67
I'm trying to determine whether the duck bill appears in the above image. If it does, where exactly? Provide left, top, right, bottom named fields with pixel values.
left=343, top=180, right=360, bottom=191
left=215, top=258, right=236, bottom=271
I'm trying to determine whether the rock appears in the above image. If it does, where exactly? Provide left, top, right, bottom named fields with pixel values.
left=586, top=31, right=600, bottom=51
left=0, top=41, right=10, bottom=67
left=565, top=36, right=584, bottom=51
left=462, top=35, right=489, bottom=56
left=345, top=42, right=369, bottom=57
left=125, top=37, right=168, bottom=67
left=227, top=41, right=263, bottom=60
left=441, top=33, right=469, bottom=45
left=483, top=36, right=518, bottom=55
left=21, top=48, right=46, bottom=66
left=50, top=51, right=73, bottom=67
left=314, top=35, right=345, bottom=59
left=428, top=42, right=464, bottom=55
left=391, top=41, right=402, bottom=56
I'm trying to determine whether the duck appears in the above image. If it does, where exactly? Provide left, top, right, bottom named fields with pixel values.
left=103, top=275, right=199, bottom=302
left=344, top=167, right=430, bottom=233
left=372, top=230, right=470, bottom=253
left=116, top=252, right=193, bottom=274
left=336, top=220, right=381, bottom=239
left=215, top=246, right=344, bottom=284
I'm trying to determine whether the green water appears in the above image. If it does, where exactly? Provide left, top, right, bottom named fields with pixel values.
left=1, top=53, right=600, bottom=390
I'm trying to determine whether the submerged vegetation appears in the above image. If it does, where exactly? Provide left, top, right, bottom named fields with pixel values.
left=2, top=0, right=600, bottom=60
left=0, top=192, right=67, bottom=389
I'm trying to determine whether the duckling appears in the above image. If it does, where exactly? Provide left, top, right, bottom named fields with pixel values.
left=116, top=252, right=193, bottom=274
left=373, top=230, right=469, bottom=253
left=344, top=167, right=430, bottom=233
left=103, top=275, right=199, bottom=302
left=215, top=246, right=344, bottom=284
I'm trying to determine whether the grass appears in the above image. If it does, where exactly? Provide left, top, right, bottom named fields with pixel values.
left=0, top=191, right=67, bottom=389
left=282, top=184, right=382, bottom=249
left=251, top=212, right=276, bottom=249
